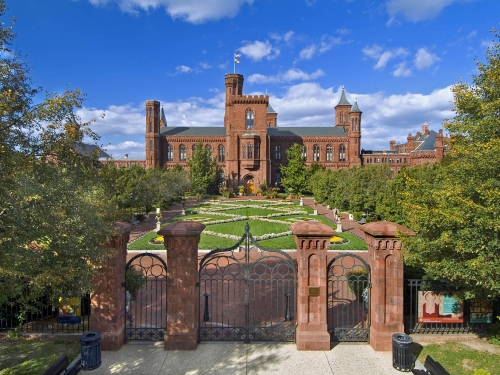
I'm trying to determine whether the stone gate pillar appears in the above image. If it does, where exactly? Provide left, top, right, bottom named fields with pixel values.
left=90, top=222, right=131, bottom=351
left=291, top=221, right=335, bottom=351
left=360, top=222, right=415, bottom=351
left=158, top=221, right=205, bottom=350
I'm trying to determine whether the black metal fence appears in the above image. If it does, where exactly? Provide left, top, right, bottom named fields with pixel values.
left=0, top=294, right=91, bottom=334
left=405, top=279, right=498, bottom=334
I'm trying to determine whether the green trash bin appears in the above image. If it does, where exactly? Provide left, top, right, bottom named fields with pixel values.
left=392, top=333, right=413, bottom=372
left=80, top=331, right=101, bottom=371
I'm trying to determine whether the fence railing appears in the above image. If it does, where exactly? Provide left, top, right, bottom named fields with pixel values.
left=405, top=279, right=498, bottom=334
left=0, top=294, right=91, bottom=334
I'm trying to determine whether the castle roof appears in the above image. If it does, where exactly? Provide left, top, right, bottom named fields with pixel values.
left=413, top=130, right=439, bottom=151
left=267, top=126, right=347, bottom=137
left=267, top=103, right=277, bottom=114
left=160, top=127, right=226, bottom=137
left=75, top=143, right=111, bottom=160
left=351, top=98, right=362, bottom=113
left=336, top=86, right=351, bottom=106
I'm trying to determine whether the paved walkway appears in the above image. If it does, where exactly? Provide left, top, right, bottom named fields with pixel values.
left=90, top=342, right=405, bottom=375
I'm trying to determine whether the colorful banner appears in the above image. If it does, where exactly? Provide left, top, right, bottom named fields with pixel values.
left=417, top=291, right=463, bottom=323
left=58, top=296, right=82, bottom=324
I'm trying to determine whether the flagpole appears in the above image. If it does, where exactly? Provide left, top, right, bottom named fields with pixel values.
left=234, top=53, right=235, bottom=74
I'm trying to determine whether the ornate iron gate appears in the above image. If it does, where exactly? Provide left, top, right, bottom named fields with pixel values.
left=327, top=253, right=370, bottom=342
left=125, top=253, right=167, bottom=341
left=199, top=223, right=296, bottom=342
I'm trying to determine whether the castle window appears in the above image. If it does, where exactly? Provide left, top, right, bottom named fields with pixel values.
left=149, top=140, right=152, bottom=151
left=345, top=113, right=349, bottom=123
left=248, top=144, right=253, bottom=159
left=167, top=145, right=173, bottom=161
left=352, top=119, right=354, bottom=131
left=149, top=108, right=152, bottom=118
left=246, top=110, right=254, bottom=130
left=275, top=170, right=281, bottom=186
left=206, top=144, right=212, bottom=157
left=218, top=145, right=225, bottom=162
left=302, top=146, right=307, bottom=160
left=339, top=113, right=343, bottom=124
left=313, top=145, right=320, bottom=162
left=192, top=144, right=197, bottom=154
left=255, top=143, right=259, bottom=159
left=275, top=145, right=281, bottom=161
left=355, top=118, right=359, bottom=130
left=326, top=145, right=333, bottom=161
left=339, top=145, right=346, bottom=162
left=149, top=121, right=152, bottom=132
left=180, top=145, right=187, bottom=161
left=242, top=144, right=246, bottom=159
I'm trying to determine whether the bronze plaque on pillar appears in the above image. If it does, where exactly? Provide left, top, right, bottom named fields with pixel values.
left=308, top=286, right=320, bottom=296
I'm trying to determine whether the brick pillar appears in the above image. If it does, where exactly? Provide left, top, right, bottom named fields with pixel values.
left=158, top=221, right=205, bottom=350
left=360, top=222, right=415, bottom=351
left=291, top=221, right=335, bottom=351
left=90, top=222, right=131, bottom=351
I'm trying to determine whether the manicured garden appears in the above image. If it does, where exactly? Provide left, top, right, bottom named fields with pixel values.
left=128, top=199, right=367, bottom=251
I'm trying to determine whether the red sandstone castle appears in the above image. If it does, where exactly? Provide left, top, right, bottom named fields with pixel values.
left=108, top=73, right=447, bottom=190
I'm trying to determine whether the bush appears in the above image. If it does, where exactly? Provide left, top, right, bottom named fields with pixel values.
left=346, top=268, right=369, bottom=297
left=487, top=316, right=500, bottom=346
left=134, top=213, right=147, bottom=222
left=126, top=267, right=146, bottom=293
left=474, top=370, right=491, bottom=375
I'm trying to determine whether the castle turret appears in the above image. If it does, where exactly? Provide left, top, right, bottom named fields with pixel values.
left=335, top=86, right=352, bottom=129
left=145, top=100, right=161, bottom=168
left=348, top=98, right=362, bottom=165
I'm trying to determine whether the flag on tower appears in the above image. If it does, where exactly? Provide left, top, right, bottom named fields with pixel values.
left=235, top=52, right=241, bottom=58
left=234, top=58, right=240, bottom=63
left=234, top=51, right=241, bottom=63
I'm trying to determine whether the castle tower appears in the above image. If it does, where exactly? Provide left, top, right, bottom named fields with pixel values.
left=335, top=86, right=352, bottom=130
left=348, top=98, right=362, bottom=165
left=145, top=100, right=161, bottom=168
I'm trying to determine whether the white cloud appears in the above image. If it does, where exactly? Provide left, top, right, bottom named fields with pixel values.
left=239, top=40, right=279, bottom=61
left=88, top=0, right=253, bottom=23
left=176, top=65, right=193, bottom=73
left=392, top=62, right=412, bottom=77
left=247, top=69, right=324, bottom=84
left=84, top=83, right=454, bottom=158
left=199, top=62, right=212, bottom=69
left=298, top=35, right=343, bottom=60
left=362, top=45, right=409, bottom=69
left=414, top=48, right=440, bottom=70
left=270, top=31, right=294, bottom=43
left=386, top=0, right=456, bottom=22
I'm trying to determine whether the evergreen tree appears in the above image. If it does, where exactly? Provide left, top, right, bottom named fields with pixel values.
left=187, top=141, right=219, bottom=194
left=280, top=143, right=308, bottom=196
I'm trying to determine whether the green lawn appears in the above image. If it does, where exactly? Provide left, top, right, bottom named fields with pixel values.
left=415, top=341, right=500, bottom=375
left=0, top=337, right=80, bottom=375
left=127, top=200, right=368, bottom=251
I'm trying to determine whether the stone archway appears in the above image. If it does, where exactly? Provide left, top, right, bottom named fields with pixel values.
left=242, top=174, right=259, bottom=194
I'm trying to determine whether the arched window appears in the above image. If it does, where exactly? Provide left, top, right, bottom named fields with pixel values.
left=255, top=143, right=259, bottom=159
left=242, top=144, right=246, bottom=159
left=339, top=113, right=343, bottom=124
left=275, top=145, right=281, bottom=161
left=345, top=113, right=349, bottom=123
left=313, top=145, right=320, bottom=162
left=352, top=119, right=354, bottom=131
left=326, top=145, right=333, bottom=162
left=218, top=145, right=225, bottom=162
left=192, top=144, right=197, bottom=154
left=302, top=146, right=307, bottom=160
left=246, top=109, right=254, bottom=130
left=180, top=145, right=187, bottom=161
left=149, top=108, right=152, bottom=118
left=206, top=144, right=212, bottom=157
left=339, top=145, right=346, bottom=162
left=149, top=140, right=152, bottom=151
left=248, top=144, right=253, bottom=159
left=167, top=145, right=173, bottom=161
left=355, top=118, right=359, bottom=130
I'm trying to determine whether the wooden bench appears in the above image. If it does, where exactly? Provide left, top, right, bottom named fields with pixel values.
left=412, top=355, right=450, bottom=375
left=42, top=353, right=81, bottom=375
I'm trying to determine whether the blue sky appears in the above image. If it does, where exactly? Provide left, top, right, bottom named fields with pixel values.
left=5, top=0, right=499, bottom=159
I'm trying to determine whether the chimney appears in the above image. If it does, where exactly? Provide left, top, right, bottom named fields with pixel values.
left=416, top=131, right=421, bottom=139
left=390, top=140, right=396, bottom=150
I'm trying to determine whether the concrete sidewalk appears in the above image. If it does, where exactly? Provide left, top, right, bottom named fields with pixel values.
left=89, top=342, right=405, bottom=375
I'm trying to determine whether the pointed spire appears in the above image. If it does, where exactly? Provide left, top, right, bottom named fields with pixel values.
left=351, top=98, right=362, bottom=113
left=160, top=106, right=167, bottom=126
left=337, top=85, right=351, bottom=106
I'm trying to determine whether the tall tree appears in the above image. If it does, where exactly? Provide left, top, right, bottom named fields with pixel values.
left=187, top=141, right=219, bottom=194
left=280, top=143, right=308, bottom=195
left=400, top=30, right=500, bottom=297
left=0, top=1, right=118, bottom=305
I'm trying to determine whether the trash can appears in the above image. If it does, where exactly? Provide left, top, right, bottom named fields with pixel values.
left=392, top=333, right=413, bottom=371
left=80, top=331, right=101, bottom=371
